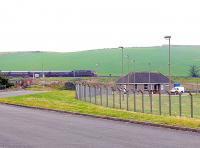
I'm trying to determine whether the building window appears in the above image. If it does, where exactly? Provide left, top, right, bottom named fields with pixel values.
left=144, top=84, right=148, bottom=90
left=135, top=84, right=137, bottom=90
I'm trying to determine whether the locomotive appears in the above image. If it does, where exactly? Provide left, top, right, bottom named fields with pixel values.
left=1, top=70, right=96, bottom=78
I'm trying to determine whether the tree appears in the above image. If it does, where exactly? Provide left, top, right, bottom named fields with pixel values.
left=189, top=65, right=199, bottom=77
left=0, top=74, right=14, bottom=89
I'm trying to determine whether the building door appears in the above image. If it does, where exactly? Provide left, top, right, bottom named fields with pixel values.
left=154, top=84, right=161, bottom=92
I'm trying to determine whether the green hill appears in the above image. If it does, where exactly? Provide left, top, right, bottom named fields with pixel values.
left=0, top=45, right=200, bottom=76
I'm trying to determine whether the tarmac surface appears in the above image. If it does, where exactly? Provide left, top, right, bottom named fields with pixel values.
left=0, top=90, right=46, bottom=98
left=0, top=104, right=199, bottom=148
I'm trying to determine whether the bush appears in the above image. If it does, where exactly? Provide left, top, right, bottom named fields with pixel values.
left=64, top=82, right=75, bottom=90
left=0, top=75, right=14, bottom=89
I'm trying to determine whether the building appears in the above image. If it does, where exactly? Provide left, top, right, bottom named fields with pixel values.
left=116, top=72, right=170, bottom=93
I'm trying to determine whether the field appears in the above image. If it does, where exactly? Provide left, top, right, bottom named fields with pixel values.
left=0, top=45, right=200, bottom=76
left=0, top=90, right=200, bottom=129
left=86, top=93, right=200, bottom=118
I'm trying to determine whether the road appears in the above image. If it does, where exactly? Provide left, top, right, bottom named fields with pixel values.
left=0, top=90, right=46, bottom=98
left=0, top=104, right=199, bottom=148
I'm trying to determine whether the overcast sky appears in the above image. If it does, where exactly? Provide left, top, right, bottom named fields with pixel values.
left=0, top=0, right=200, bottom=52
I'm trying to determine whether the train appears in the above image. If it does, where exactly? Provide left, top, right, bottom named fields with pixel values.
left=1, top=70, right=96, bottom=78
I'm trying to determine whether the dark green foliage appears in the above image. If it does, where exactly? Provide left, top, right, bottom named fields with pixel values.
left=64, top=81, right=75, bottom=90
left=0, top=75, right=14, bottom=89
left=189, top=65, right=199, bottom=77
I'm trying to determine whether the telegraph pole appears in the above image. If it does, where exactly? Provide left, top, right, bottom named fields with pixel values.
left=164, top=36, right=171, bottom=91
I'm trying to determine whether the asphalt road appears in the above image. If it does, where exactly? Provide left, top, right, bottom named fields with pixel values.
left=0, top=90, right=46, bottom=98
left=0, top=104, right=199, bottom=148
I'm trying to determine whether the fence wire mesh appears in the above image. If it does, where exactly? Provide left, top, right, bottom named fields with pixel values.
left=76, top=83, right=199, bottom=119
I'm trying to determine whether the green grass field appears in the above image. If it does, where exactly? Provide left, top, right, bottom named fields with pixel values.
left=0, top=90, right=200, bottom=129
left=87, top=93, right=200, bottom=118
left=0, top=45, right=200, bottom=76
left=173, top=76, right=200, bottom=83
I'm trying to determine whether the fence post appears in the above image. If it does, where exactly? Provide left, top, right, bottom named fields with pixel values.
left=106, top=87, right=108, bottom=107
left=167, top=91, right=171, bottom=116
left=159, top=92, right=162, bottom=115
left=100, top=86, right=102, bottom=106
left=149, top=90, right=153, bottom=114
left=78, top=83, right=81, bottom=100
left=119, top=89, right=122, bottom=109
left=112, top=88, right=115, bottom=108
left=179, top=93, right=182, bottom=117
left=80, top=83, right=83, bottom=100
left=133, top=90, right=136, bottom=112
left=84, top=84, right=86, bottom=101
left=94, top=86, right=97, bottom=104
left=89, top=85, right=91, bottom=103
left=122, top=88, right=124, bottom=101
left=126, top=92, right=129, bottom=111
left=189, top=92, right=193, bottom=118
left=141, top=90, right=144, bottom=113
left=75, top=83, right=78, bottom=99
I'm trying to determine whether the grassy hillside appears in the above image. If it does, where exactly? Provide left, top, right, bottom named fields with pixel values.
left=0, top=45, right=200, bottom=76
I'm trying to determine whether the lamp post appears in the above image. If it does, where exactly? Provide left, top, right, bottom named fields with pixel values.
left=164, top=36, right=171, bottom=91
left=41, top=52, right=45, bottom=78
left=148, top=62, right=151, bottom=90
left=95, top=63, right=99, bottom=76
left=119, top=46, right=124, bottom=77
left=125, top=55, right=130, bottom=90
left=42, top=61, right=44, bottom=78
left=131, top=59, right=136, bottom=90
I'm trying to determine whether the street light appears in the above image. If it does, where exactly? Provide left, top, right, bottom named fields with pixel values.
left=131, top=59, right=136, bottom=90
left=148, top=62, right=151, bottom=90
left=125, top=55, right=130, bottom=89
left=41, top=52, right=45, bottom=78
left=164, top=35, right=171, bottom=91
left=95, top=63, right=99, bottom=76
left=119, top=46, right=124, bottom=77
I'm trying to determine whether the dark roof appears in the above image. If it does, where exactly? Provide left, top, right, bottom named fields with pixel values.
left=116, top=72, right=169, bottom=84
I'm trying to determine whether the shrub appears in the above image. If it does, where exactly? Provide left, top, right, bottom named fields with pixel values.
left=64, top=81, right=75, bottom=90
left=0, top=75, right=14, bottom=89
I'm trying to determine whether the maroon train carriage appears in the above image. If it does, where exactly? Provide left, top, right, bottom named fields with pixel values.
left=1, top=70, right=97, bottom=78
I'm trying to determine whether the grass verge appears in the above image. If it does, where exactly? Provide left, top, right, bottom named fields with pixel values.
left=0, top=90, right=200, bottom=129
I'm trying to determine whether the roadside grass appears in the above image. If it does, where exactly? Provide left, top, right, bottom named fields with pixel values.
left=0, top=90, right=200, bottom=129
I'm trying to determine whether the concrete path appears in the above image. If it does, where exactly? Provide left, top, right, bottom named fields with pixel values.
left=0, top=104, right=199, bottom=148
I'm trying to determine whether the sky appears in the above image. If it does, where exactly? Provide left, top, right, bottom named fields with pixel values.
left=0, top=0, right=200, bottom=52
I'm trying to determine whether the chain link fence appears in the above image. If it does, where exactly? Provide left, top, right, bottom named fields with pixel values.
left=75, top=82, right=200, bottom=119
